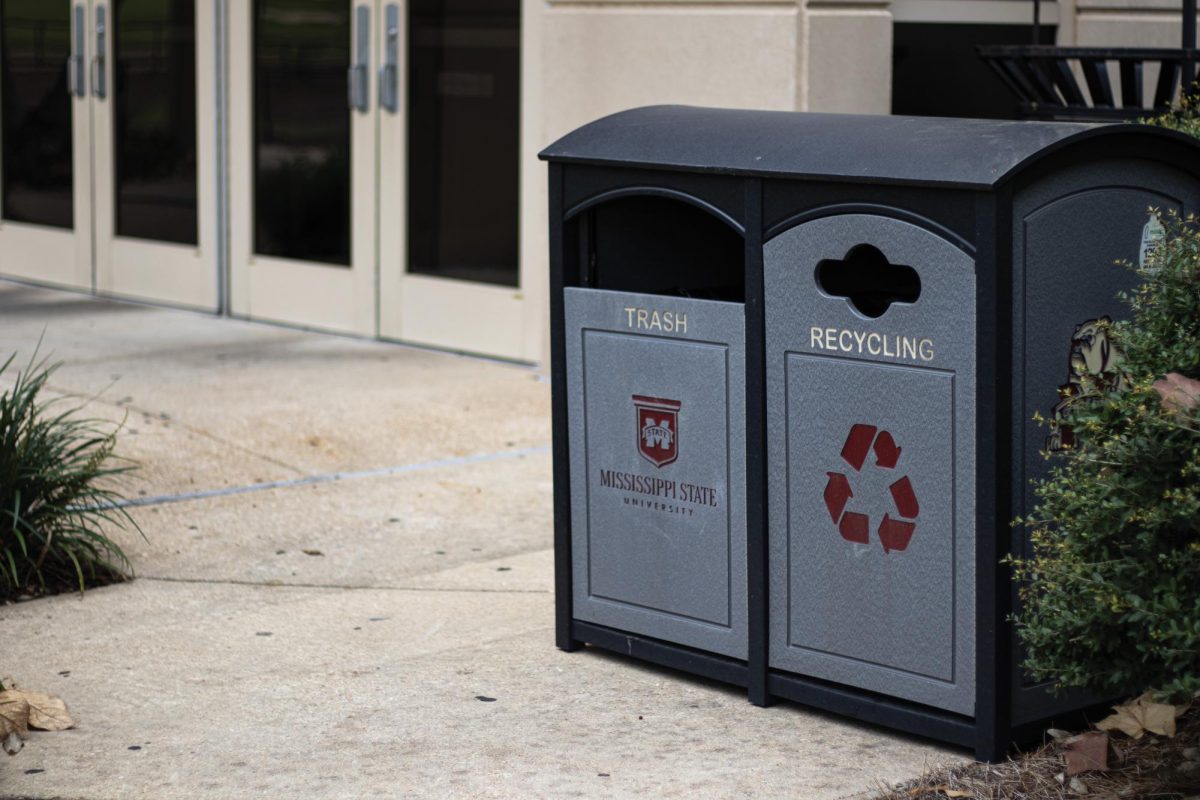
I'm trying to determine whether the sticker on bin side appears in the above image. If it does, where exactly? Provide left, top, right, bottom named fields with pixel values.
left=1139, top=212, right=1166, bottom=270
left=1044, top=316, right=1128, bottom=452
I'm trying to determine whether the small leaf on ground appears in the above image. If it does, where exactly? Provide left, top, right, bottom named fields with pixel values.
left=0, top=691, right=30, bottom=755
left=0, top=691, right=30, bottom=738
left=1096, top=692, right=1189, bottom=739
left=301, top=549, right=324, bottom=557
left=1064, top=731, right=1109, bottom=775
left=20, top=691, right=74, bottom=731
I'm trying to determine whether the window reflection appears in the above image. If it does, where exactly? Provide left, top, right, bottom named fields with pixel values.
left=1, top=0, right=73, bottom=229
left=254, top=0, right=351, bottom=266
left=408, top=0, right=520, bottom=286
left=113, top=0, right=197, bottom=245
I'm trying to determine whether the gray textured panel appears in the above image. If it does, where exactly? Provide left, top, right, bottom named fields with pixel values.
left=565, top=288, right=747, bottom=659
left=785, top=356, right=956, bottom=681
left=1011, top=160, right=1200, bottom=724
left=765, top=213, right=976, bottom=715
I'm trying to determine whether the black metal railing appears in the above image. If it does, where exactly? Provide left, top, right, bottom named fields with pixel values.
left=978, top=46, right=1200, bottom=121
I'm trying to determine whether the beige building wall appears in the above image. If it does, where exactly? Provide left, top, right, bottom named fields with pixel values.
left=524, top=0, right=894, bottom=365
left=1061, top=0, right=1197, bottom=46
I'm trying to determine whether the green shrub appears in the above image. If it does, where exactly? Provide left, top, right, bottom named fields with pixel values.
left=1142, top=92, right=1200, bottom=139
left=1010, top=210, right=1200, bottom=702
left=0, top=350, right=140, bottom=600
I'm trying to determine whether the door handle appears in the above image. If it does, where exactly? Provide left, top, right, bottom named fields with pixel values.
left=65, top=4, right=87, bottom=97
left=66, top=4, right=86, bottom=98
left=347, top=4, right=370, bottom=112
left=91, top=4, right=106, bottom=100
left=378, top=3, right=400, bottom=113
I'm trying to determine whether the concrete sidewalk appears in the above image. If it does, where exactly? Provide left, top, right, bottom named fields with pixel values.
left=0, top=282, right=961, bottom=799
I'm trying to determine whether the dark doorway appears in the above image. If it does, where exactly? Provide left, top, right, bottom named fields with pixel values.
left=892, top=23, right=1056, bottom=119
left=113, top=0, right=198, bottom=245
left=253, top=0, right=351, bottom=266
left=407, top=0, right=520, bottom=287
left=1, top=0, right=73, bottom=229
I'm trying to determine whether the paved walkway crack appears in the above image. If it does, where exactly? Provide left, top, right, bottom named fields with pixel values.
left=97, top=444, right=551, bottom=509
left=141, top=575, right=550, bottom=594
left=6, top=376, right=310, bottom=477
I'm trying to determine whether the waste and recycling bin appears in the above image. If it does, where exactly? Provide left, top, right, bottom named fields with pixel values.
left=540, top=106, right=1200, bottom=760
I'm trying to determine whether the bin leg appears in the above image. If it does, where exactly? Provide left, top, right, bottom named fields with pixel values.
left=747, top=537, right=770, bottom=707
left=748, top=681, right=774, bottom=708
left=973, top=729, right=1011, bottom=763
left=555, top=537, right=580, bottom=653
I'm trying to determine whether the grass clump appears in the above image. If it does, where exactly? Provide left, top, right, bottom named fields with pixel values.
left=0, top=349, right=140, bottom=601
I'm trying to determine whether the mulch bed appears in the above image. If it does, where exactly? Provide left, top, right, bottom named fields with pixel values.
left=874, top=705, right=1200, bottom=800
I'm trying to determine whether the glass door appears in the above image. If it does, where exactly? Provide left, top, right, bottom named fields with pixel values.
left=0, top=0, right=91, bottom=290
left=0, top=0, right=215, bottom=309
left=229, top=0, right=377, bottom=335
left=231, top=0, right=527, bottom=356
left=92, top=0, right=217, bottom=310
left=377, top=0, right=527, bottom=359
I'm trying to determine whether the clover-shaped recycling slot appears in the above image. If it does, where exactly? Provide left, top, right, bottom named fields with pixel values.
left=815, top=244, right=921, bottom=318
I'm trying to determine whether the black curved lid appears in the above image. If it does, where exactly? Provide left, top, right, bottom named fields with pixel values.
left=539, top=105, right=1196, bottom=188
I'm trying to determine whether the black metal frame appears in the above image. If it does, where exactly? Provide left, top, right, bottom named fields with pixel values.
left=978, top=45, right=1200, bottom=121
left=548, top=162, right=1030, bottom=761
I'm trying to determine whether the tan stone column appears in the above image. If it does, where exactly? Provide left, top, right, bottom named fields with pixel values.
left=801, top=0, right=894, bottom=113
left=1071, top=0, right=1198, bottom=46
left=539, top=0, right=805, bottom=144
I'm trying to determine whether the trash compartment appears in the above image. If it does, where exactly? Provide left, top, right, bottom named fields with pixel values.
left=541, top=105, right=1200, bottom=759
left=565, top=289, right=746, bottom=659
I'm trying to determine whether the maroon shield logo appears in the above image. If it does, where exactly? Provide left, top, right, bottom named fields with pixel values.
left=633, top=395, right=681, bottom=468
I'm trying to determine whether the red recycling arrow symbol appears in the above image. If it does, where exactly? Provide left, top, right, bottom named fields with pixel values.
left=822, top=424, right=921, bottom=554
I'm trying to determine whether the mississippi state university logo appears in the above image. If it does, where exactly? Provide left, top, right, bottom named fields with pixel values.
left=633, top=395, right=681, bottom=468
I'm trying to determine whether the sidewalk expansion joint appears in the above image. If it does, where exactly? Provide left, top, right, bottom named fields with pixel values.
left=40, top=380, right=309, bottom=476
left=87, top=444, right=552, bottom=510
left=141, top=575, right=550, bottom=594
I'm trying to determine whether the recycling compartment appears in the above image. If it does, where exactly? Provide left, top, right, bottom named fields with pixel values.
left=765, top=215, right=977, bottom=715
left=539, top=106, right=1200, bottom=760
